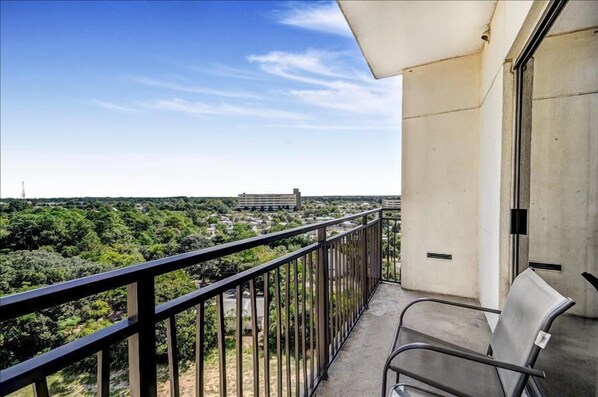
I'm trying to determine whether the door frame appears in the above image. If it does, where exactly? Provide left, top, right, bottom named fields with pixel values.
left=511, top=0, right=569, bottom=279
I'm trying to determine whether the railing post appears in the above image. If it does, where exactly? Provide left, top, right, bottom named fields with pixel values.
left=316, top=226, right=329, bottom=380
left=361, top=216, right=369, bottom=307
left=127, top=276, right=157, bottom=397
left=379, top=209, right=384, bottom=284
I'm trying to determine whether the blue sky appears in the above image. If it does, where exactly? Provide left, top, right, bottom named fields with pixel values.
left=1, top=1, right=402, bottom=198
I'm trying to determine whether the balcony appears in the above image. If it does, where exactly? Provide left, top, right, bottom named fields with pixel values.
left=2, top=204, right=596, bottom=397
left=2, top=0, right=597, bottom=395
left=0, top=209, right=401, bottom=397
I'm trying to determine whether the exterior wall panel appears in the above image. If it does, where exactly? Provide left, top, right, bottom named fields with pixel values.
left=401, top=53, right=481, bottom=298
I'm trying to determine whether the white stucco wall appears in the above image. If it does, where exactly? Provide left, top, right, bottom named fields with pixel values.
left=477, top=0, right=537, bottom=328
left=399, top=1, right=596, bottom=320
left=401, top=54, right=480, bottom=298
left=478, top=70, right=503, bottom=328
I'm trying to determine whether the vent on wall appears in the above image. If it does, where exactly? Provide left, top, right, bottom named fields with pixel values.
left=529, top=262, right=562, bottom=271
left=427, top=253, right=452, bottom=260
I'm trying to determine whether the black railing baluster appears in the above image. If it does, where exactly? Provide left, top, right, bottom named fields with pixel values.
left=166, top=316, right=180, bottom=397
left=275, top=268, right=283, bottom=397
left=386, top=219, right=390, bottom=279
left=361, top=217, right=368, bottom=308
left=263, top=272, right=271, bottom=397
left=316, top=227, right=329, bottom=380
left=196, top=302, right=205, bottom=397
left=97, top=348, right=110, bottom=397
left=351, top=234, right=355, bottom=324
left=236, top=285, right=243, bottom=397
left=330, top=241, right=335, bottom=354
left=33, top=378, right=49, bottom=397
left=127, top=276, right=157, bottom=397
left=308, top=251, right=315, bottom=391
left=393, top=219, right=397, bottom=282
left=284, top=261, right=291, bottom=397
left=340, top=239, right=344, bottom=342
left=346, top=236, right=352, bottom=327
left=333, top=240, right=343, bottom=346
left=347, top=236, right=351, bottom=330
left=293, top=259, right=300, bottom=396
left=368, top=225, right=372, bottom=295
left=249, top=279, right=260, bottom=397
left=343, top=237, right=348, bottom=337
left=216, top=294, right=227, bottom=397
left=301, top=255, right=308, bottom=397
left=379, top=210, right=383, bottom=284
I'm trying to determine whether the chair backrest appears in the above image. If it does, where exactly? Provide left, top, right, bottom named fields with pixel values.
left=490, top=268, right=574, bottom=396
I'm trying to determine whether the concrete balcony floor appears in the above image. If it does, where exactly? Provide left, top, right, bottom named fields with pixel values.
left=314, top=283, right=492, bottom=397
left=314, top=283, right=598, bottom=397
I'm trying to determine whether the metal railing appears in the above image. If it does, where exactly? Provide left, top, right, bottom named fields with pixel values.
left=0, top=209, right=389, bottom=397
left=381, top=209, right=401, bottom=283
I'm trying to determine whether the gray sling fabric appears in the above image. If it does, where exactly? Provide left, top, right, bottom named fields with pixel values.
left=490, top=268, right=571, bottom=396
left=389, top=341, right=504, bottom=396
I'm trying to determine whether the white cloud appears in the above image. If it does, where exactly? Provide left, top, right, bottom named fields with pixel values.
left=265, top=122, right=397, bottom=131
left=248, top=49, right=402, bottom=119
left=248, top=50, right=344, bottom=78
left=92, top=100, right=141, bottom=113
left=277, top=2, right=352, bottom=37
left=130, top=75, right=262, bottom=99
left=186, top=63, right=274, bottom=82
left=143, top=98, right=306, bottom=120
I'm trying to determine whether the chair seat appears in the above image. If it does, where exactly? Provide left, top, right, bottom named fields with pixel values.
left=389, top=327, right=504, bottom=397
left=391, top=326, right=484, bottom=354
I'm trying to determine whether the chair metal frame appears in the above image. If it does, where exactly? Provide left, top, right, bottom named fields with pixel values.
left=382, top=286, right=574, bottom=397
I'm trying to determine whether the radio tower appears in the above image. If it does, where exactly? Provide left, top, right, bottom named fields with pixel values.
left=21, top=181, right=25, bottom=200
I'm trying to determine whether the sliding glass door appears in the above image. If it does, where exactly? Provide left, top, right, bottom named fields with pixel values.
left=513, top=1, right=597, bottom=395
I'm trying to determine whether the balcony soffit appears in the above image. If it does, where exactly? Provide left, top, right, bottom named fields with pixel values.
left=338, top=0, right=498, bottom=79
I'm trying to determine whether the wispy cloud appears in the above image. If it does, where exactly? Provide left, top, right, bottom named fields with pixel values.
left=92, top=100, right=141, bottom=113
left=248, top=49, right=401, bottom=118
left=248, top=49, right=374, bottom=89
left=249, top=50, right=344, bottom=79
left=265, top=122, right=397, bottom=131
left=185, top=63, right=274, bottom=82
left=142, top=98, right=306, bottom=120
left=129, top=75, right=262, bottom=99
left=276, top=2, right=352, bottom=37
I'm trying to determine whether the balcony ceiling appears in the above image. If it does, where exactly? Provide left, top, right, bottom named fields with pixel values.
left=338, top=1, right=497, bottom=79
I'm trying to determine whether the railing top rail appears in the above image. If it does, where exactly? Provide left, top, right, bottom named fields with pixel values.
left=0, top=319, right=138, bottom=395
left=0, top=208, right=381, bottom=321
left=155, top=242, right=320, bottom=321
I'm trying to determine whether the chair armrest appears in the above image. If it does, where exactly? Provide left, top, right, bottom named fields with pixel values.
left=398, top=298, right=501, bottom=329
left=381, top=342, right=545, bottom=397
left=390, top=298, right=501, bottom=351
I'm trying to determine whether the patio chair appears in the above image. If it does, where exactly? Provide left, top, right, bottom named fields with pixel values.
left=382, top=268, right=575, bottom=397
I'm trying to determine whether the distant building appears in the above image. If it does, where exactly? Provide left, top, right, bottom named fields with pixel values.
left=237, top=188, right=301, bottom=211
left=382, top=198, right=401, bottom=210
